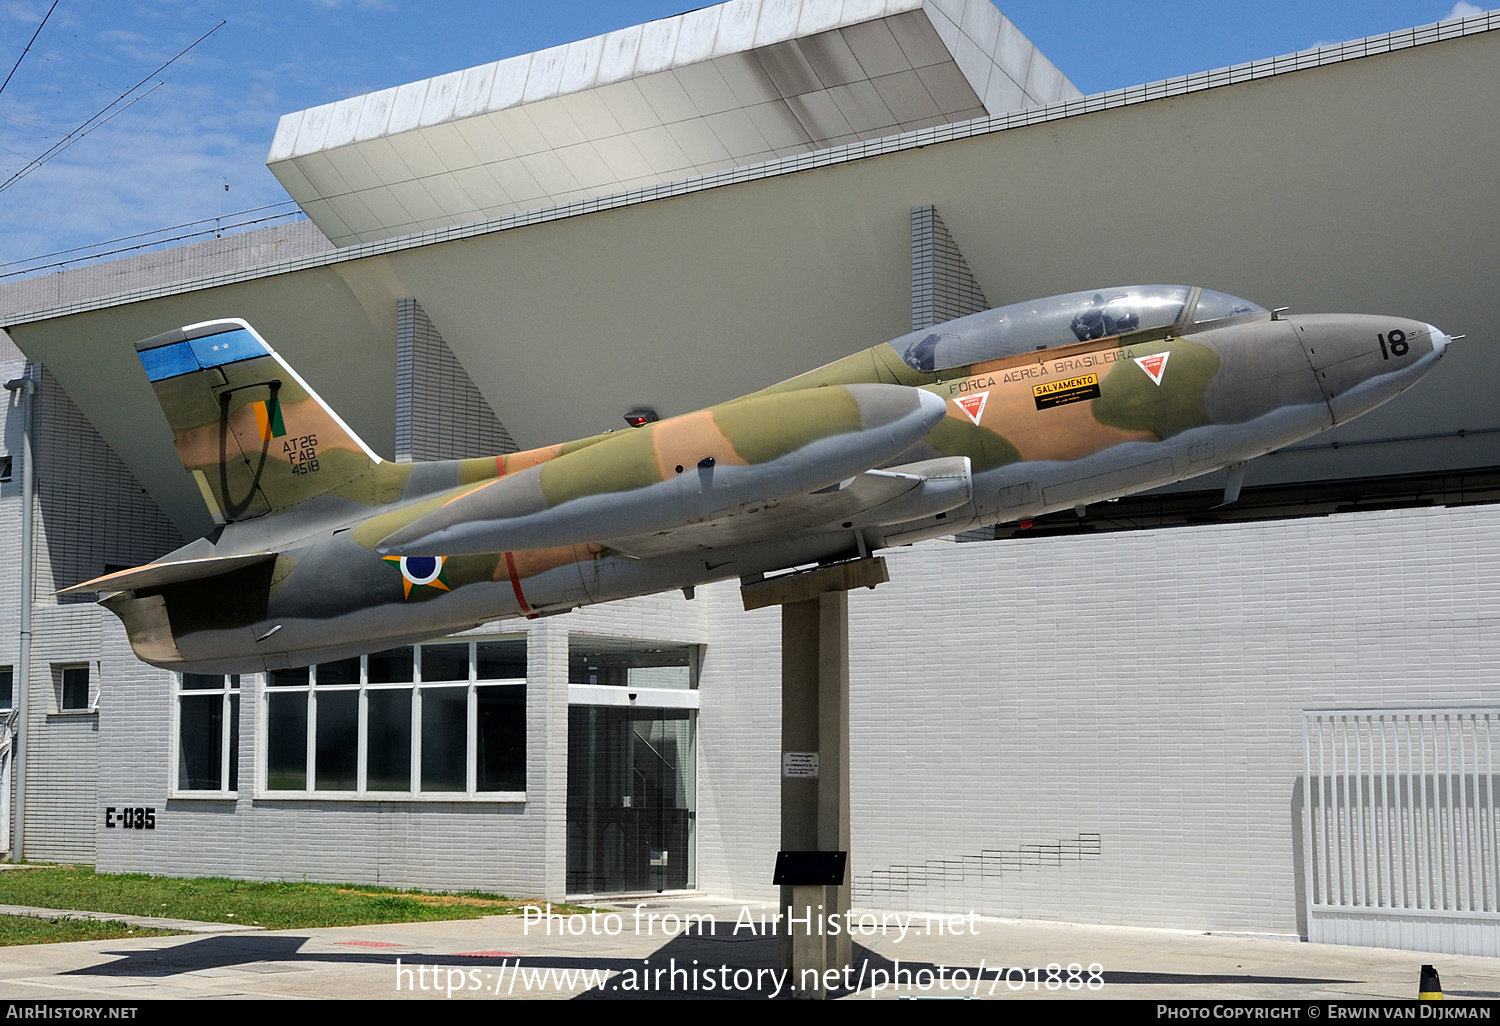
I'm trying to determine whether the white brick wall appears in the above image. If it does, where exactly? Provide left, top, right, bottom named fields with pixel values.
left=0, top=356, right=183, bottom=863
left=910, top=204, right=988, bottom=331
left=24, top=605, right=103, bottom=861
left=33, top=367, right=183, bottom=601
left=395, top=299, right=518, bottom=462
left=688, top=503, right=1500, bottom=933
left=846, top=505, right=1500, bottom=931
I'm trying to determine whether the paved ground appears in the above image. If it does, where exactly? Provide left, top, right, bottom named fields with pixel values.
left=0, top=898, right=1497, bottom=1001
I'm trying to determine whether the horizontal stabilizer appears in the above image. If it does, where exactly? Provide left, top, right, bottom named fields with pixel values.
left=57, top=552, right=276, bottom=596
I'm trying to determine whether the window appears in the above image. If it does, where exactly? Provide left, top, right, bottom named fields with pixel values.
left=1189, top=289, right=1264, bottom=327
left=568, top=637, right=698, bottom=689
left=0, top=455, right=11, bottom=482
left=0, top=667, right=11, bottom=713
left=262, top=638, right=526, bottom=797
left=891, top=285, right=1192, bottom=371
left=176, top=674, right=239, bottom=793
left=57, top=665, right=89, bottom=711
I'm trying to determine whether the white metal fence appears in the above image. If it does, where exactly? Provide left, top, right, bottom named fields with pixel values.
left=1303, top=709, right=1500, bottom=955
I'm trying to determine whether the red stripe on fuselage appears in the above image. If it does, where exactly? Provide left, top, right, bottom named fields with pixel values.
left=503, top=551, right=536, bottom=619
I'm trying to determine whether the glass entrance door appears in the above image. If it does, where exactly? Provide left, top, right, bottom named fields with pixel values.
left=567, top=706, right=696, bottom=894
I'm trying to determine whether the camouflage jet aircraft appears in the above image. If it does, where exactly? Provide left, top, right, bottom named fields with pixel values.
left=65, top=285, right=1451, bottom=673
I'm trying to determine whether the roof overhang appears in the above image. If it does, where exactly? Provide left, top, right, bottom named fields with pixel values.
left=267, top=0, right=1079, bottom=246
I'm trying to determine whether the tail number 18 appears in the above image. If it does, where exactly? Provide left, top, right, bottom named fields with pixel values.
left=1378, top=329, right=1410, bottom=360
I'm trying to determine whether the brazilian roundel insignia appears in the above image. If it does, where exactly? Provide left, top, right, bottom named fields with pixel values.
left=383, top=554, right=451, bottom=598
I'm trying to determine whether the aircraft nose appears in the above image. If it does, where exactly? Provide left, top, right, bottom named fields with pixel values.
left=1426, top=323, right=1452, bottom=359
left=1292, top=314, right=1446, bottom=424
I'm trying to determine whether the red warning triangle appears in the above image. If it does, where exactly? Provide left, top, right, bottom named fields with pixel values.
left=1134, top=351, right=1170, bottom=386
left=954, top=392, right=988, bottom=425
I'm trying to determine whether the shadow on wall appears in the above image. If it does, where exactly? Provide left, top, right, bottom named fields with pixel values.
left=34, top=368, right=182, bottom=602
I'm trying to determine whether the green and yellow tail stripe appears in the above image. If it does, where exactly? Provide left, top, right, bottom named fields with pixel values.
left=254, top=397, right=286, bottom=441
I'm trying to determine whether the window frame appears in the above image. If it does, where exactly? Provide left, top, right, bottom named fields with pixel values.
left=171, top=674, right=240, bottom=799
left=256, top=638, right=526, bottom=802
left=566, top=636, right=700, bottom=690
left=54, top=663, right=92, bottom=714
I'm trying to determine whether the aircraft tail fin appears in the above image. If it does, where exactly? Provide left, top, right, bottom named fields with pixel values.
left=136, top=318, right=383, bottom=523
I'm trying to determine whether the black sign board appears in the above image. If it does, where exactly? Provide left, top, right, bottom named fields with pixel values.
left=773, top=850, right=847, bottom=886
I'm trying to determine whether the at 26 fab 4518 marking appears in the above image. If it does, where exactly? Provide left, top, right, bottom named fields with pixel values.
left=286, top=433, right=319, bottom=475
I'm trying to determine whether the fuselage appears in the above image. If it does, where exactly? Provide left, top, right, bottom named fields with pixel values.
left=102, top=285, right=1450, bottom=674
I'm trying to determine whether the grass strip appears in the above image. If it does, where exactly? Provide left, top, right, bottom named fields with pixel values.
left=0, top=913, right=184, bottom=946
left=0, top=866, right=577, bottom=930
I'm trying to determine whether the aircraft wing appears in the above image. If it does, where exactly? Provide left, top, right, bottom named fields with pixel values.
left=601, top=457, right=972, bottom=559
left=377, top=384, right=948, bottom=558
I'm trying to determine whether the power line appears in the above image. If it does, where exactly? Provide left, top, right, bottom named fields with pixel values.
left=0, top=18, right=223, bottom=195
left=0, top=79, right=162, bottom=189
left=0, top=0, right=60, bottom=100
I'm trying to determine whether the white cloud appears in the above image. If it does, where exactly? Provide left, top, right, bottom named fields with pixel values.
left=0, top=71, right=292, bottom=262
left=303, top=0, right=396, bottom=10
left=0, top=4, right=309, bottom=262
left=1445, top=2, right=1484, bottom=20
left=1, top=2, right=47, bottom=25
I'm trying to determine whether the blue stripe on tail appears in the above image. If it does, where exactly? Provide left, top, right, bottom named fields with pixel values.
left=138, top=328, right=268, bottom=382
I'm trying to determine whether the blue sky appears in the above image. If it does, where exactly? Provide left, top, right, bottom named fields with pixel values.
left=0, top=0, right=1484, bottom=262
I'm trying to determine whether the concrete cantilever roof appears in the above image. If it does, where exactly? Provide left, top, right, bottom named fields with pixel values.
left=267, top=0, right=1080, bottom=246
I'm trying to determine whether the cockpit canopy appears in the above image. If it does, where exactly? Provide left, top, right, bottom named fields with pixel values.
left=892, top=285, right=1265, bottom=373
